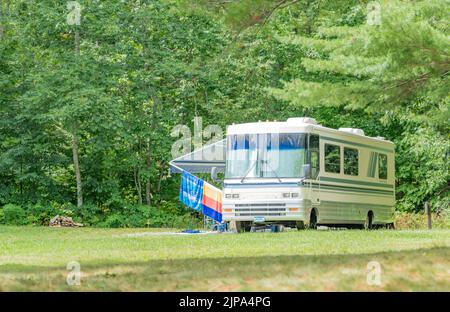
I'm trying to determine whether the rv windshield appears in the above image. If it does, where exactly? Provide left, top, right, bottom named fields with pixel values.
left=225, top=133, right=307, bottom=179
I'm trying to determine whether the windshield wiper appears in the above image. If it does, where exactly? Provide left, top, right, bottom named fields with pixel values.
left=240, top=159, right=283, bottom=183
left=240, top=160, right=258, bottom=183
left=261, top=160, right=282, bottom=183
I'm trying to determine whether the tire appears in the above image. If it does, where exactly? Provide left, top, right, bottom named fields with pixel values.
left=308, top=210, right=317, bottom=229
left=385, top=222, right=395, bottom=230
left=296, top=221, right=305, bottom=230
left=235, top=221, right=244, bottom=233
left=364, top=211, right=374, bottom=230
left=235, top=221, right=251, bottom=233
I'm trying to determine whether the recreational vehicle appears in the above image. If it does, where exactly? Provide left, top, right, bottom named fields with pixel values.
left=221, top=117, right=395, bottom=231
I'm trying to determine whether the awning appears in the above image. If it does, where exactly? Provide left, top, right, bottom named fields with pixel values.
left=169, top=139, right=226, bottom=174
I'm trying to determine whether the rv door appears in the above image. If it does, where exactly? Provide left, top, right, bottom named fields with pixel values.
left=308, top=134, right=321, bottom=206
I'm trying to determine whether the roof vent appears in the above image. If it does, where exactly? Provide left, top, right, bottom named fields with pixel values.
left=339, top=128, right=365, bottom=136
left=286, top=117, right=318, bottom=125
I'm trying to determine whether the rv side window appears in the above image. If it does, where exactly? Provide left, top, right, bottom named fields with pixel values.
left=324, top=144, right=340, bottom=174
left=379, top=154, right=388, bottom=179
left=309, top=134, right=319, bottom=149
left=344, top=147, right=359, bottom=176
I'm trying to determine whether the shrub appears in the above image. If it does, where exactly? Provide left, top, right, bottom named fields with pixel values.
left=126, top=213, right=147, bottom=228
left=0, top=201, right=202, bottom=229
left=394, top=211, right=450, bottom=229
left=91, top=204, right=202, bottom=229
left=26, top=203, right=58, bottom=225
left=2, top=204, right=27, bottom=225
left=102, top=214, right=126, bottom=228
left=76, top=204, right=102, bottom=226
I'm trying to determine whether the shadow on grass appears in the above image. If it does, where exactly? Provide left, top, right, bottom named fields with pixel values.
left=1, top=246, right=448, bottom=283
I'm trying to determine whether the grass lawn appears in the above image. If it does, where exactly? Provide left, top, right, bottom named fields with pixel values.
left=0, top=226, right=449, bottom=291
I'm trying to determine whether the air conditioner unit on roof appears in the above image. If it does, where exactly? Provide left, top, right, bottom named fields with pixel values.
left=286, top=117, right=318, bottom=125
left=338, top=128, right=365, bottom=136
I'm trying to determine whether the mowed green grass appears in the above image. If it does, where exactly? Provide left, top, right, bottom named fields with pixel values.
left=0, top=226, right=449, bottom=291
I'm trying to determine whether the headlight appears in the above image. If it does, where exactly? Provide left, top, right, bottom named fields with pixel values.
left=225, top=194, right=232, bottom=199
left=291, top=193, right=299, bottom=198
left=232, top=194, right=240, bottom=199
left=282, top=193, right=290, bottom=198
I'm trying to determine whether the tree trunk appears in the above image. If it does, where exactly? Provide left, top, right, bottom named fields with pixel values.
left=156, top=169, right=164, bottom=208
left=72, top=131, right=83, bottom=207
left=145, top=182, right=152, bottom=206
left=145, top=149, right=152, bottom=206
left=157, top=169, right=163, bottom=194
left=134, top=167, right=143, bottom=205
left=144, top=96, right=159, bottom=207
left=71, top=26, right=82, bottom=207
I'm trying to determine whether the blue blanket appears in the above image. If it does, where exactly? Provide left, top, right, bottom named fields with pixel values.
left=179, top=171, right=204, bottom=211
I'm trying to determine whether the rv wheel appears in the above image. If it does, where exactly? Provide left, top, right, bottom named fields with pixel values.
left=235, top=221, right=244, bottom=233
left=364, top=211, right=374, bottom=230
left=235, top=221, right=251, bottom=233
left=308, top=210, right=317, bottom=229
left=296, top=221, right=305, bottom=230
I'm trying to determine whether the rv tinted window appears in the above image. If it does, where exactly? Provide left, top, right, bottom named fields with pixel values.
left=379, top=154, right=388, bottom=179
left=344, top=147, right=359, bottom=176
left=309, top=134, right=319, bottom=149
left=310, top=151, right=319, bottom=178
left=324, top=144, right=340, bottom=173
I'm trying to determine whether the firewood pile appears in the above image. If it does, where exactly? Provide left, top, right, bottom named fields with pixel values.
left=49, top=215, right=83, bottom=227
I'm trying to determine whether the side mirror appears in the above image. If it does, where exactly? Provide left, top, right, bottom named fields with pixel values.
left=211, top=167, right=219, bottom=182
left=303, top=164, right=311, bottom=179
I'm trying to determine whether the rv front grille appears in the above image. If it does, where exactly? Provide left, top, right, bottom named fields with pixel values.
left=235, top=208, right=285, bottom=212
left=235, top=203, right=286, bottom=207
left=235, top=212, right=286, bottom=217
left=232, top=203, right=288, bottom=216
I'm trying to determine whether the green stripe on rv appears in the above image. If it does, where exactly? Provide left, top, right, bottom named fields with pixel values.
left=307, top=184, right=393, bottom=195
left=319, top=185, right=393, bottom=195
left=319, top=176, right=393, bottom=189
left=320, top=200, right=393, bottom=208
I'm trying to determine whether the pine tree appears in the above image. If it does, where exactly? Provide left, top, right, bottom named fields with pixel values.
left=270, top=0, right=449, bottom=130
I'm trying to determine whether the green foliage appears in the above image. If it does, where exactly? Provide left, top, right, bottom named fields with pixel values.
left=97, top=203, right=202, bottom=228
left=25, top=203, right=58, bottom=226
left=0, top=201, right=201, bottom=228
left=102, top=214, right=125, bottom=228
left=395, top=128, right=449, bottom=213
left=0, top=0, right=447, bottom=224
left=0, top=0, right=226, bottom=211
left=270, top=0, right=449, bottom=129
left=2, top=204, right=26, bottom=225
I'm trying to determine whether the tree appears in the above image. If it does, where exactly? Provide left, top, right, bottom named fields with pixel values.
left=270, top=0, right=449, bottom=129
left=268, top=0, right=449, bottom=211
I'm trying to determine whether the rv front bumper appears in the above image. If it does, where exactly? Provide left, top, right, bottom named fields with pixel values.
left=222, top=199, right=310, bottom=222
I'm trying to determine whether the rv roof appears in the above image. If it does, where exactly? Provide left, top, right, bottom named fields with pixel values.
left=226, top=120, right=394, bottom=147
left=227, top=121, right=314, bottom=135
